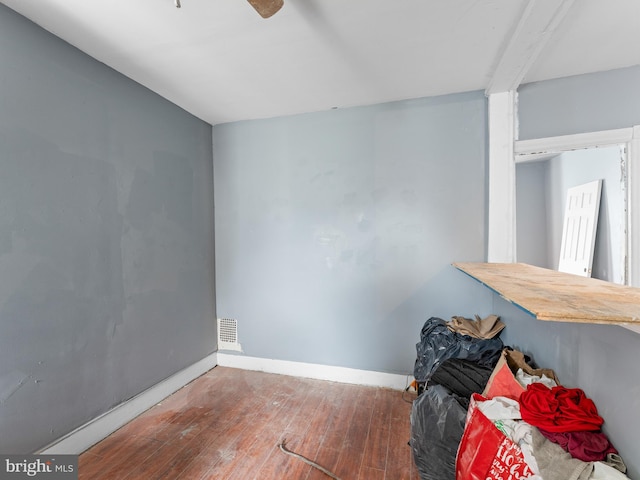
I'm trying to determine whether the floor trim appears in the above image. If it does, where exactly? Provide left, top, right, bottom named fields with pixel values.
left=39, top=352, right=410, bottom=454
left=216, top=353, right=410, bottom=390
left=38, top=352, right=219, bottom=455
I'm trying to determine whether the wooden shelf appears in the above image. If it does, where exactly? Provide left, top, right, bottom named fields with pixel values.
left=453, top=262, right=640, bottom=325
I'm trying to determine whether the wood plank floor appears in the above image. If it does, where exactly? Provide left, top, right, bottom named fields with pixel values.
left=78, top=367, right=419, bottom=480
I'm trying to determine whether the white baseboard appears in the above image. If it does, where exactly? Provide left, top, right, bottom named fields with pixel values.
left=216, top=353, right=410, bottom=390
left=39, top=352, right=410, bottom=455
left=38, top=352, right=219, bottom=455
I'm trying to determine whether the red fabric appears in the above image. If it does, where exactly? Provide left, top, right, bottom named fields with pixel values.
left=519, top=383, right=604, bottom=432
left=539, top=429, right=618, bottom=462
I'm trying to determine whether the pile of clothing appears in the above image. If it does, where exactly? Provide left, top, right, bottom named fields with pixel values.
left=469, top=384, right=627, bottom=480
left=409, top=315, right=629, bottom=480
left=410, top=315, right=505, bottom=480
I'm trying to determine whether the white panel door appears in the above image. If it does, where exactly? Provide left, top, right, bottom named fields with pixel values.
left=558, top=179, right=602, bottom=277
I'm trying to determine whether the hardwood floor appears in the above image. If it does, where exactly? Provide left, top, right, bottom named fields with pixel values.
left=79, top=367, right=419, bottom=480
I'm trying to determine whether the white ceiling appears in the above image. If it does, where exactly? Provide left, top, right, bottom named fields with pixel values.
left=2, top=0, right=640, bottom=125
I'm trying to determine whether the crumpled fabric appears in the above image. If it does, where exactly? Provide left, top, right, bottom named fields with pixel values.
left=539, top=429, right=618, bottom=463
left=516, top=368, right=557, bottom=389
left=512, top=421, right=540, bottom=476
left=531, top=427, right=593, bottom=480
left=493, top=418, right=541, bottom=476
left=591, top=460, right=631, bottom=479
left=447, top=314, right=505, bottom=339
left=414, top=317, right=503, bottom=383
left=603, top=454, right=627, bottom=474
left=477, top=395, right=522, bottom=420
left=519, top=383, right=604, bottom=432
left=504, top=349, right=560, bottom=385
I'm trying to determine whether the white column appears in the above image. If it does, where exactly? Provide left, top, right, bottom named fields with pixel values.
left=487, top=91, right=517, bottom=263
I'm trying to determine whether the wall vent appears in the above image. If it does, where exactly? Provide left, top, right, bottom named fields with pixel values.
left=217, top=318, right=242, bottom=352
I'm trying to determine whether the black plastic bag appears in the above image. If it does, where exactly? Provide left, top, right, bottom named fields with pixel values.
left=410, top=384, right=467, bottom=480
left=413, top=317, right=503, bottom=383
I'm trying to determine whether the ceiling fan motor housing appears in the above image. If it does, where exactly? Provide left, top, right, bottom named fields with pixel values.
left=247, top=0, right=284, bottom=18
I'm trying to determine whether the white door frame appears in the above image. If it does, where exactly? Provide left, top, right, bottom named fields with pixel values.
left=488, top=121, right=640, bottom=288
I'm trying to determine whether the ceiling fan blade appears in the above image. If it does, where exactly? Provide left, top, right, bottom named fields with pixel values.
left=247, top=0, right=284, bottom=18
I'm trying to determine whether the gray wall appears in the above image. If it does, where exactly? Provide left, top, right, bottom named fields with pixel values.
left=492, top=298, right=640, bottom=479
left=513, top=68, right=640, bottom=477
left=0, top=4, right=216, bottom=453
left=516, top=161, right=549, bottom=268
left=518, top=65, right=640, bottom=139
left=213, top=92, right=493, bottom=375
